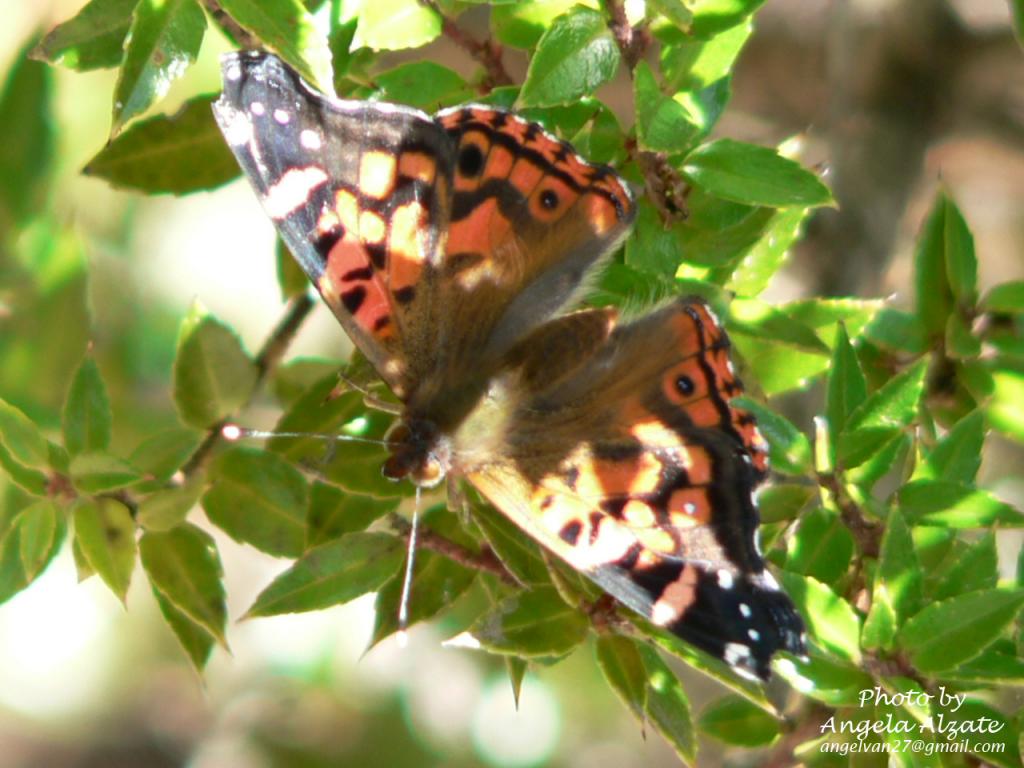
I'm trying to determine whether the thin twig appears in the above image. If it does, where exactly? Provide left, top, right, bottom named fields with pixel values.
left=387, top=512, right=517, bottom=586
left=601, top=0, right=689, bottom=223
left=817, top=471, right=882, bottom=559
left=421, top=0, right=513, bottom=91
left=180, top=293, right=316, bottom=478
left=601, top=0, right=650, bottom=72
left=200, top=0, right=261, bottom=50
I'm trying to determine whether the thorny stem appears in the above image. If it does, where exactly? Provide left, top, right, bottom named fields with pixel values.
left=387, top=512, right=518, bottom=586
left=817, top=471, right=882, bottom=559
left=180, top=292, right=316, bottom=479
left=421, top=0, right=513, bottom=91
left=601, top=0, right=690, bottom=222
left=200, top=0, right=261, bottom=50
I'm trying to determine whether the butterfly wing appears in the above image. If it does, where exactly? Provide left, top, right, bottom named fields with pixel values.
left=215, top=54, right=636, bottom=412
left=459, top=299, right=804, bottom=680
left=214, top=51, right=456, bottom=399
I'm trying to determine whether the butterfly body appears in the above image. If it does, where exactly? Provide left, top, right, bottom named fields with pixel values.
left=214, top=51, right=805, bottom=680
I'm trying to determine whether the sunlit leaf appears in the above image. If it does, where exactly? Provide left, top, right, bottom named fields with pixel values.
left=112, top=0, right=206, bottom=133
left=62, top=356, right=112, bottom=456
left=140, top=523, right=227, bottom=645
left=74, top=497, right=137, bottom=603
left=246, top=532, right=404, bottom=616
left=33, top=0, right=135, bottom=71
left=518, top=6, right=619, bottom=107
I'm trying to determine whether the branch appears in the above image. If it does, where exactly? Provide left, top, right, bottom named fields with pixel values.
left=601, top=1, right=689, bottom=223
left=387, top=512, right=517, bottom=586
left=601, top=0, right=649, bottom=72
left=817, top=471, right=882, bottom=559
left=200, top=0, right=261, bottom=50
left=421, top=1, right=513, bottom=91
left=180, top=292, right=315, bottom=478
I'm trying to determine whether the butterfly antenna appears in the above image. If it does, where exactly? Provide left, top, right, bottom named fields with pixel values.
left=396, top=485, right=421, bottom=649
left=221, top=424, right=388, bottom=447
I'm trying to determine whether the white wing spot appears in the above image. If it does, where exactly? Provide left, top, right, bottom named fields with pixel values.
left=225, top=61, right=242, bottom=81
left=748, top=629, right=761, bottom=642
left=274, top=108, right=291, bottom=124
left=250, top=101, right=265, bottom=116
left=723, top=642, right=751, bottom=666
left=300, top=129, right=322, bottom=150
left=263, top=166, right=328, bottom=219
left=739, top=603, right=752, bottom=618
left=216, top=104, right=252, bottom=146
left=717, top=569, right=734, bottom=589
left=683, top=502, right=697, bottom=515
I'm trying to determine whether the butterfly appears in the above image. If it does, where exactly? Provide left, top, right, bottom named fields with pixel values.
left=213, top=51, right=806, bottom=680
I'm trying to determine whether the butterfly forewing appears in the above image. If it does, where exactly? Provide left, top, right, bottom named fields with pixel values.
left=214, top=51, right=456, bottom=398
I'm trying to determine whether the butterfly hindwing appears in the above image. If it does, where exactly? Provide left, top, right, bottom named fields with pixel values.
left=461, top=299, right=804, bottom=679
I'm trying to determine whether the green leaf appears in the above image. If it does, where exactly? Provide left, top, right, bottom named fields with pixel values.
left=491, top=0, right=579, bottom=49
left=1013, top=0, right=1024, bottom=49
left=826, top=324, right=867, bottom=443
left=0, top=39, right=54, bottom=232
left=648, top=0, right=693, bottom=30
left=74, top=497, right=137, bottom=603
left=112, top=0, right=206, bottom=133
left=638, top=644, right=697, bottom=764
left=913, top=191, right=977, bottom=336
left=921, top=409, right=985, bottom=484
left=729, top=332, right=829, bottom=396
left=981, top=280, right=1024, bottom=313
left=518, top=6, right=620, bottom=108
left=624, top=200, right=683, bottom=277
left=595, top=635, right=648, bottom=722
left=689, top=0, right=765, bottom=38
left=681, top=139, right=833, bottom=208
left=86, top=95, right=241, bottom=194
left=470, top=501, right=551, bottom=586
left=202, top=447, right=308, bottom=558
left=307, top=481, right=397, bottom=547
left=757, top=484, right=815, bottom=524
left=152, top=588, right=215, bottom=671
left=32, top=0, right=135, bottom=71
left=785, top=507, right=854, bottom=586
left=989, top=365, right=1024, bottom=443
left=729, top=298, right=830, bottom=354
left=137, top=480, right=203, bottom=531
left=699, top=694, right=780, bottom=747
left=129, top=428, right=201, bottom=482
left=726, top=206, right=808, bottom=297
left=897, top=481, right=1024, bottom=527
left=732, top=398, right=812, bottom=475
left=780, top=571, right=862, bottom=663
left=219, top=0, right=334, bottom=90
left=0, top=398, right=50, bottom=470
left=659, top=20, right=751, bottom=91
left=838, top=360, right=926, bottom=465
left=898, top=588, right=1024, bottom=673
left=246, top=532, right=404, bottom=617
left=776, top=651, right=873, bottom=707
left=633, top=60, right=699, bottom=153
left=62, top=356, right=112, bottom=456
left=371, top=549, right=476, bottom=646
left=172, top=303, right=258, bottom=428
left=69, top=451, right=142, bottom=493
left=374, top=61, right=471, bottom=110
left=140, top=523, right=227, bottom=646
left=861, top=509, right=920, bottom=651
left=863, top=308, right=929, bottom=355
left=356, top=0, right=441, bottom=52
left=0, top=521, right=29, bottom=604
left=470, top=586, right=587, bottom=657
left=930, top=532, right=997, bottom=601
left=275, top=237, right=309, bottom=300
left=15, top=500, right=62, bottom=582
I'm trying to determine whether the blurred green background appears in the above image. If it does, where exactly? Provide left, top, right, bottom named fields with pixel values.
left=2, top=1, right=1024, bottom=767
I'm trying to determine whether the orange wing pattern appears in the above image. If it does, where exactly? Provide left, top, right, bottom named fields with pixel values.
left=462, top=299, right=804, bottom=680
